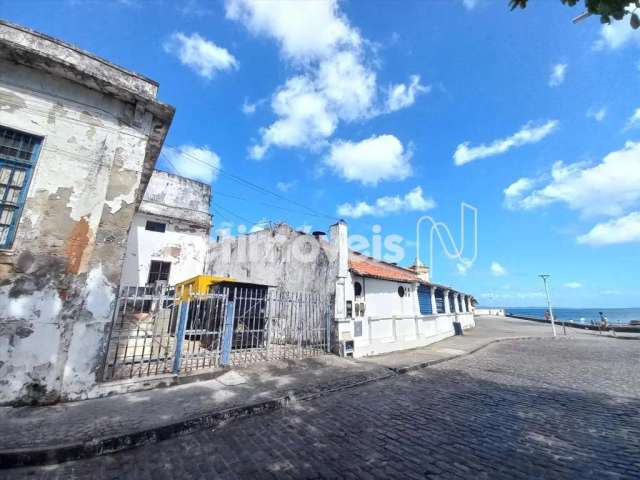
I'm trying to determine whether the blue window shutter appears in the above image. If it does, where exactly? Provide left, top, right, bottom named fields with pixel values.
left=418, top=285, right=433, bottom=315
left=435, top=289, right=445, bottom=314
left=0, top=126, right=42, bottom=249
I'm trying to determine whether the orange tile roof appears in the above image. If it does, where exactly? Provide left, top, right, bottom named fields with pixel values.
left=348, top=251, right=420, bottom=283
left=347, top=250, right=475, bottom=300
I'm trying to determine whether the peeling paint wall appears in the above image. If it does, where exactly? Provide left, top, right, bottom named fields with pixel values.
left=120, top=171, right=211, bottom=286
left=206, top=224, right=342, bottom=308
left=0, top=40, right=171, bottom=404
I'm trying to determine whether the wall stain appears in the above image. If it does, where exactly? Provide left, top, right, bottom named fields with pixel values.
left=64, top=217, right=92, bottom=274
left=47, top=102, right=68, bottom=125
left=0, top=90, right=27, bottom=112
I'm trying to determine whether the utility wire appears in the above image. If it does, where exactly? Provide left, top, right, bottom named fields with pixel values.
left=214, top=203, right=266, bottom=228
left=213, top=191, right=330, bottom=219
left=160, top=146, right=337, bottom=221
left=3, top=79, right=336, bottom=222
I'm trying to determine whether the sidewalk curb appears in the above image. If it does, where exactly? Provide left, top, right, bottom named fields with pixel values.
left=0, top=371, right=395, bottom=469
left=389, top=335, right=547, bottom=374
left=0, top=335, right=550, bottom=469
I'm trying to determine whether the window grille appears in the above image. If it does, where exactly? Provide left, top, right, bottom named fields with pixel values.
left=0, top=126, right=42, bottom=249
left=147, top=260, right=171, bottom=284
left=145, top=220, right=166, bottom=233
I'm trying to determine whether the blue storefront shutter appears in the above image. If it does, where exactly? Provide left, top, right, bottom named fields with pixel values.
left=418, top=285, right=433, bottom=315
left=435, top=289, right=445, bottom=314
left=0, top=126, right=42, bottom=249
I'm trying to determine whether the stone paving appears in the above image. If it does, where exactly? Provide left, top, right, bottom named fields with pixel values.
left=8, top=334, right=639, bottom=479
left=0, top=356, right=392, bottom=454
left=0, top=315, right=551, bottom=457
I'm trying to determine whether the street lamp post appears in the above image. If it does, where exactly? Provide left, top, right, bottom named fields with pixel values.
left=539, top=274, right=561, bottom=337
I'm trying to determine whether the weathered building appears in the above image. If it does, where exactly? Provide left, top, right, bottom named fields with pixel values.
left=0, top=21, right=174, bottom=404
left=120, top=170, right=211, bottom=287
left=206, top=220, right=475, bottom=359
left=206, top=222, right=340, bottom=302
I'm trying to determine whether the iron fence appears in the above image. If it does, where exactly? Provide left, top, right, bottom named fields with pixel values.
left=102, top=285, right=330, bottom=381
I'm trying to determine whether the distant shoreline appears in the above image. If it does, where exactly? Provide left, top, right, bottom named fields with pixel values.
left=504, top=313, right=640, bottom=333
left=491, top=307, right=640, bottom=326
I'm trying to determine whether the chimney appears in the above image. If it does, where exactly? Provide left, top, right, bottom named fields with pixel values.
left=329, top=220, right=348, bottom=279
left=410, top=258, right=430, bottom=282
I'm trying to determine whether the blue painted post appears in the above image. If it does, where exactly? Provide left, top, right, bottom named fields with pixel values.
left=325, top=310, right=331, bottom=353
left=220, top=299, right=235, bottom=367
left=172, top=299, right=189, bottom=374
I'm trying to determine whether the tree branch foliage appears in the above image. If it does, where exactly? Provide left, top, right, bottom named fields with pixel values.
left=510, top=0, right=640, bottom=29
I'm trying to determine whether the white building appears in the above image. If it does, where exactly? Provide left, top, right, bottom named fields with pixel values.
left=334, top=247, right=475, bottom=358
left=120, top=170, right=211, bottom=287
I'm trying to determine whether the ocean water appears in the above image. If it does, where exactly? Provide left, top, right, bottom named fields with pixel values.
left=505, top=307, right=640, bottom=325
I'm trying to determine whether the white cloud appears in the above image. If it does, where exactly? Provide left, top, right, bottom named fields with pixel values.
left=226, top=0, right=360, bottom=63
left=385, top=75, right=430, bottom=112
left=242, top=98, right=257, bottom=115
left=227, top=0, right=423, bottom=163
left=246, top=50, right=377, bottom=159
left=324, top=134, right=412, bottom=186
left=457, top=259, right=472, bottom=276
left=577, top=211, right=640, bottom=246
left=586, top=106, right=607, bottom=122
left=594, top=13, right=640, bottom=50
left=548, top=63, right=567, bottom=87
left=504, top=141, right=640, bottom=218
left=454, top=120, right=559, bottom=166
left=625, top=107, right=640, bottom=130
left=215, top=221, right=233, bottom=240
left=503, top=177, right=535, bottom=210
left=250, top=75, right=337, bottom=158
left=336, top=186, right=435, bottom=218
left=490, top=261, right=506, bottom=276
left=250, top=218, right=270, bottom=233
left=162, top=145, right=220, bottom=184
left=316, top=50, right=377, bottom=121
left=564, top=282, right=583, bottom=289
left=462, top=0, right=479, bottom=10
left=163, top=32, right=238, bottom=79
left=276, top=180, right=297, bottom=192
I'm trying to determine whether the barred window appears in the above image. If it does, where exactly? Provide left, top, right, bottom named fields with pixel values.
left=147, top=260, right=171, bottom=284
left=0, top=126, right=42, bottom=249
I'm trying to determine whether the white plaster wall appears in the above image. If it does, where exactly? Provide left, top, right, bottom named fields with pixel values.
left=353, top=314, right=455, bottom=358
left=358, top=277, right=418, bottom=319
left=0, top=59, right=154, bottom=404
left=456, top=312, right=476, bottom=330
left=120, top=212, right=208, bottom=286
left=342, top=275, right=461, bottom=358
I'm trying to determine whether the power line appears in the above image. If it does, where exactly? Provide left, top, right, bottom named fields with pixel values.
left=3, top=79, right=336, bottom=223
left=214, top=203, right=266, bottom=228
left=160, top=146, right=337, bottom=221
left=213, top=191, right=331, bottom=219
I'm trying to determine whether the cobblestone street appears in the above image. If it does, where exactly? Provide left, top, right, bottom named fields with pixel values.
left=8, top=336, right=640, bottom=479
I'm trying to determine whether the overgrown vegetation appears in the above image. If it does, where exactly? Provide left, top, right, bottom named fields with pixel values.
left=510, top=0, right=640, bottom=29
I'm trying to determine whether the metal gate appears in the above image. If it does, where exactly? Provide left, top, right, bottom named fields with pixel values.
left=101, top=285, right=331, bottom=381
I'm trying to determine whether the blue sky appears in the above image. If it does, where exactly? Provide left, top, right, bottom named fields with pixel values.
left=3, top=0, right=640, bottom=308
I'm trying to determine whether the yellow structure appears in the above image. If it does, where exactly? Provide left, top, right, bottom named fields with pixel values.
left=174, top=275, right=236, bottom=300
